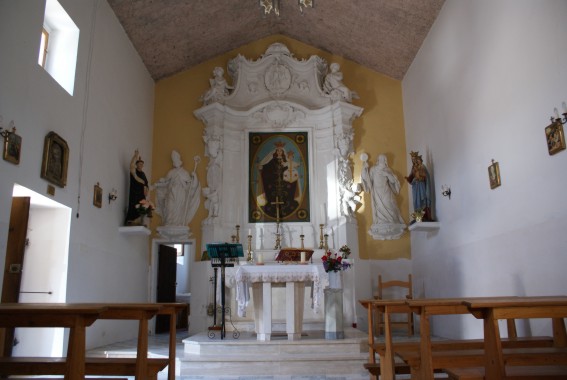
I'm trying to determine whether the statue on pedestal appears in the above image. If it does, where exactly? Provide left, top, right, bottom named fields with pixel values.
left=125, top=149, right=150, bottom=226
left=405, top=151, right=434, bottom=222
left=361, top=153, right=406, bottom=240
left=153, top=151, right=201, bottom=238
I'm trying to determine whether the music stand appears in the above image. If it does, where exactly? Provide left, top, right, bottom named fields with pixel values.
left=207, top=243, right=242, bottom=339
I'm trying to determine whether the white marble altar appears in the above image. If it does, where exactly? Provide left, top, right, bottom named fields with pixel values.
left=231, top=264, right=324, bottom=341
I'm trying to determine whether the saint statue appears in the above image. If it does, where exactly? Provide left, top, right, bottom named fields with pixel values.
left=361, top=153, right=406, bottom=240
left=125, top=149, right=149, bottom=225
left=405, top=151, right=433, bottom=222
left=153, top=151, right=201, bottom=226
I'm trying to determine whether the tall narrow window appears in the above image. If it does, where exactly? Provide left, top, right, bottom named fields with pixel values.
left=38, top=28, right=49, bottom=68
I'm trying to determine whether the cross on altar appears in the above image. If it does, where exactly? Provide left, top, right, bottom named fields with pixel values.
left=271, top=196, right=284, bottom=222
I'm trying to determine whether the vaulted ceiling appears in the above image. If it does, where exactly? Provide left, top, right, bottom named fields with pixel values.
left=107, top=0, right=445, bottom=82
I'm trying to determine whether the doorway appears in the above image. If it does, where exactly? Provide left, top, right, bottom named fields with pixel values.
left=150, top=239, right=194, bottom=334
left=2, top=184, right=71, bottom=357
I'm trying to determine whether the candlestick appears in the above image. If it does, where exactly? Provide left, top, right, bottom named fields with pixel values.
left=300, top=234, right=305, bottom=249
left=324, top=234, right=329, bottom=251
left=319, top=224, right=324, bottom=249
left=231, top=234, right=236, bottom=243
left=235, top=225, right=240, bottom=243
left=274, top=221, right=282, bottom=250
left=246, top=234, right=253, bottom=264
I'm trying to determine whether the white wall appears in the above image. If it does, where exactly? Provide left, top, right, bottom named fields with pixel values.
left=402, top=0, right=567, bottom=339
left=0, top=0, right=155, bottom=349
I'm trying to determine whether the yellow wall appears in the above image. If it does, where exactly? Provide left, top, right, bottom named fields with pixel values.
left=152, top=34, right=410, bottom=260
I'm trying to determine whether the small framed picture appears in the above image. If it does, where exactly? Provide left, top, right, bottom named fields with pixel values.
left=41, top=131, right=69, bottom=188
left=93, top=183, right=103, bottom=208
left=488, top=160, right=501, bottom=189
left=545, top=120, right=566, bottom=155
left=3, top=128, right=22, bottom=165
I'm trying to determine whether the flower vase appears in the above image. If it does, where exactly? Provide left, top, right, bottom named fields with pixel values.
left=328, top=271, right=342, bottom=289
left=140, top=215, right=149, bottom=228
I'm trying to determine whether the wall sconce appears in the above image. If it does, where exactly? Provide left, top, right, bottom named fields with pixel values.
left=551, top=102, right=567, bottom=125
left=441, top=185, right=451, bottom=199
left=0, top=119, right=16, bottom=139
left=108, top=188, right=118, bottom=203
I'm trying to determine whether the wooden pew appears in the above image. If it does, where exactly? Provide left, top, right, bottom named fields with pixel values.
left=0, top=357, right=168, bottom=379
left=452, top=296, right=567, bottom=380
left=0, top=303, right=106, bottom=379
left=0, top=302, right=185, bottom=380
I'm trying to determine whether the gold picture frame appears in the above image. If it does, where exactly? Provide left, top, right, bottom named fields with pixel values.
left=545, top=120, right=566, bottom=156
left=3, top=129, right=22, bottom=165
left=41, top=131, right=69, bottom=188
left=93, top=183, right=103, bottom=208
left=488, top=160, right=501, bottom=189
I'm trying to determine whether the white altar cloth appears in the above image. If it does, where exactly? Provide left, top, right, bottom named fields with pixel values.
left=231, top=264, right=325, bottom=340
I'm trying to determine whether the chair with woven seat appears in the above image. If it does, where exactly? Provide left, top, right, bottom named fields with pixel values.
left=374, top=274, right=414, bottom=336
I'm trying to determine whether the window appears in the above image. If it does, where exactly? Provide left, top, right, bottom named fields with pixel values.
left=38, top=28, right=49, bottom=68
left=38, top=0, right=80, bottom=95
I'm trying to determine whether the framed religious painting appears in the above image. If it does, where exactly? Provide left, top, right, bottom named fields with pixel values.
left=488, top=159, right=501, bottom=189
left=545, top=120, right=566, bottom=155
left=41, top=131, right=69, bottom=188
left=248, top=132, right=310, bottom=223
left=2, top=127, right=22, bottom=165
left=93, top=183, right=103, bottom=208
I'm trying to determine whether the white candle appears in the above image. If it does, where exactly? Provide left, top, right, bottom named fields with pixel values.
left=300, top=251, right=306, bottom=263
left=256, top=252, right=264, bottom=264
left=248, top=229, right=252, bottom=236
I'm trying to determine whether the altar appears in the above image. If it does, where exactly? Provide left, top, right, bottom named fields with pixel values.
left=232, top=264, right=325, bottom=341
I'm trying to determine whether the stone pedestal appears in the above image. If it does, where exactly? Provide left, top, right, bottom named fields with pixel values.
left=324, top=288, right=344, bottom=339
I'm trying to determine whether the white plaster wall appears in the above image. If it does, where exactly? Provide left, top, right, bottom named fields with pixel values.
left=402, top=0, right=567, bottom=339
left=0, top=0, right=154, bottom=349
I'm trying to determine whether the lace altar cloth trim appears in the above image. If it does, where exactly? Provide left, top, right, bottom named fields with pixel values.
left=228, top=264, right=325, bottom=317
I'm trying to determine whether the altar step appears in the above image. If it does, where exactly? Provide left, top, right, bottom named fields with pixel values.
left=179, top=328, right=369, bottom=377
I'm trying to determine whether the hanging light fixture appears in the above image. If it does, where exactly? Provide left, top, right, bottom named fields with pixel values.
left=260, top=0, right=313, bottom=16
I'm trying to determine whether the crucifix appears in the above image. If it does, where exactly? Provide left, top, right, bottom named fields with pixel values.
left=271, top=196, right=284, bottom=249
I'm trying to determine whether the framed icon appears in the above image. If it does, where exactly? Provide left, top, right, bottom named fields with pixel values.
left=2, top=127, right=22, bottom=165
left=545, top=120, right=566, bottom=156
left=488, top=160, right=501, bottom=189
left=93, top=183, right=103, bottom=208
left=40, top=131, right=69, bottom=188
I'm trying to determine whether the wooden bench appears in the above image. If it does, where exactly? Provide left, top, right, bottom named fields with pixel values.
left=0, top=357, right=169, bottom=379
left=396, top=346, right=567, bottom=378
left=445, top=365, right=567, bottom=379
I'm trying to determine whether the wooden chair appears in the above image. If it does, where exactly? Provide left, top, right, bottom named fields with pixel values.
left=374, top=274, right=414, bottom=336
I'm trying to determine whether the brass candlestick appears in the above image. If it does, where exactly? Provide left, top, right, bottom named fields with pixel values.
left=300, top=234, right=305, bottom=249
left=246, top=234, right=253, bottom=263
left=231, top=235, right=236, bottom=243
left=274, top=221, right=282, bottom=250
left=235, top=225, right=240, bottom=243
left=319, top=224, right=324, bottom=249
left=324, top=234, right=329, bottom=251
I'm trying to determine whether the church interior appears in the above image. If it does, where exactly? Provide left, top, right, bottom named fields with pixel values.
left=1, top=0, right=567, bottom=378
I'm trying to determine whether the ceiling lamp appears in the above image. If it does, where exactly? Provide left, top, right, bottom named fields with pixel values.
left=260, top=0, right=313, bottom=16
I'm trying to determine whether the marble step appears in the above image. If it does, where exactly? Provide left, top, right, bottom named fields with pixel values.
left=179, top=328, right=369, bottom=376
